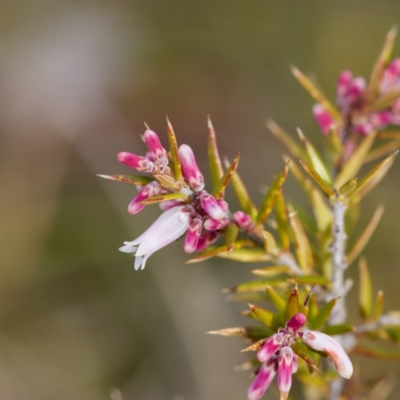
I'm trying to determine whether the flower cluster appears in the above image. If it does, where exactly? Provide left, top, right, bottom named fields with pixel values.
left=115, top=125, right=253, bottom=270
left=313, top=59, right=400, bottom=137
left=247, top=313, right=353, bottom=400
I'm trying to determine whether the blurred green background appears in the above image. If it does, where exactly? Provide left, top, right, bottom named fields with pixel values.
left=1, top=1, right=400, bottom=399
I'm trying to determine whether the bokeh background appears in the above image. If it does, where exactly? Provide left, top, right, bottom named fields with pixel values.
left=1, top=1, right=400, bottom=399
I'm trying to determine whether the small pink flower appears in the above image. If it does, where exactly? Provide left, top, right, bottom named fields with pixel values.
left=257, top=334, right=283, bottom=363
left=203, top=217, right=230, bottom=231
left=118, top=152, right=155, bottom=173
left=278, top=346, right=293, bottom=399
left=119, top=205, right=194, bottom=270
left=128, top=181, right=161, bottom=214
left=179, top=144, right=205, bottom=191
left=195, top=231, right=220, bottom=251
left=312, top=104, right=334, bottom=135
left=233, top=211, right=254, bottom=230
left=200, top=192, right=225, bottom=220
left=143, top=129, right=169, bottom=169
left=184, top=217, right=203, bottom=254
left=248, top=360, right=277, bottom=400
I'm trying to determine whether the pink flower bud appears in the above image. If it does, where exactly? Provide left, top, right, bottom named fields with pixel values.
left=159, top=199, right=185, bottom=211
left=345, top=76, right=366, bottom=105
left=184, top=217, right=203, bottom=254
left=118, top=152, right=155, bottom=173
left=178, top=144, right=205, bottom=191
left=247, top=360, right=277, bottom=400
left=119, top=205, right=194, bottom=270
left=195, top=231, right=220, bottom=251
left=217, top=199, right=229, bottom=212
left=128, top=181, right=161, bottom=214
left=257, top=333, right=283, bottom=363
left=353, top=122, right=373, bottom=136
left=312, top=104, right=334, bottom=135
left=286, top=313, right=306, bottom=332
left=233, top=211, right=254, bottom=230
left=203, top=217, right=230, bottom=231
left=200, top=193, right=225, bottom=220
left=302, top=330, right=353, bottom=379
left=143, top=129, right=168, bottom=168
left=381, top=58, right=400, bottom=92
left=370, top=111, right=392, bottom=128
left=278, top=346, right=293, bottom=397
left=337, top=70, right=353, bottom=102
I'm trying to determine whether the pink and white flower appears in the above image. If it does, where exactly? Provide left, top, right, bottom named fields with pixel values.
left=119, top=205, right=194, bottom=270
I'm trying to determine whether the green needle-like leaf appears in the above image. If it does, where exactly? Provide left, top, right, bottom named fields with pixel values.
left=267, top=120, right=305, bottom=160
left=323, top=324, right=356, bottom=335
left=291, top=65, right=341, bottom=122
left=359, top=258, right=373, bottom=319
left=334, top=132, right=377, bottom=188
left=308, top=298, right=339, bottom=330
left=299, top=160, right=334, bottom=197
left=298, top=128, right=332, bottom=185
left=275, top=191, right=290, bottom=251
left=226, top=159, right=258, bottom=219
left=97, top=174, right=154, bottom=185
left=138, top=192, right=189, bottom=205
left=291, top=341, right=320, bottom=370
left=166, top=117, right=182, bottom=180
left=257, top=162, right=289, bottom=224
left=285, top=286, right=299, bottom=321
left=288, top=206, right=313, bottom=273
left=213, top=154, right=240, bottom=199
left=248, top=303, right=285, bottom=331
left=339, top=178, right=358, bottom=196
left=251, top=266, right=292, bottom=277
left=207, top=116, right=224, bottom=190
left=224, top=223, right=239, bottom=253
left=373, top=290, right=385, bottom=321
left=266, top=286, right=287, bottom=316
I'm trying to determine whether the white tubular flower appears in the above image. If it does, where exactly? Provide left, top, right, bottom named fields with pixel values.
left=119, top=205, right=193, bottom=270
left=302, top=330, right=353, bottom=379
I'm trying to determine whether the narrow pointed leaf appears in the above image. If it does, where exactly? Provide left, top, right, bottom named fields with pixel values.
left=308, top=293, right=319, bottom=320
left=224, top=278, right=287, bottom=293
left=251, top=266, right=292, bottom=277
left=288, top=206, right=313, bottom=273
left=138, top=192, right=189, bottom=205
left=267, top=120, right=305, bottom=160
left=166, top=117, right=183, bottom=180
left=353, top=343, right=400, bottom=360
left=323, top=324, right=356, bottom=335
left=364, top=141, right=400, bottom=164
left=373, top=290, right=385, bottom=321
left=245, top=326, right=275, bottom=340
left=275, top=191, right=290, bottom=251
left=298, top=128, right=332, bottom=185
left=226, top=159, right=258, bottom=219
left=353, top=152, right=398, bottom=198
left=347, top=205, right=385, bottom=265
left=217, top=247, right=270, bottom=262
left=207, top=116, right=224, bottom=189
left=291, top=66, right=341, bottom=122
left=369, top=91, right=400, bottom=111
left=248, top=303, right=285, bottom=331
left=299, top=161, right=334, bottom=197
left=334, top=132, right=377, bottom=188
left=285, top=286, right=299, bottom=321
left=339, top=178, right=358, bottom=196
left=261, top=230, right=277, bottom=255
left=293, top=275, right=330, bottom=285
left=308, top=298, right=339, bottom=330
left=213, top=154, right=240, bottom=199
left=291, top=342, right=320, bottom=370
left=256, top=162, right=289, bottom=224
left=224, top=223, right=239, bottom=253
left=266, top=286, right=287, bottom=315
left=359, top=258, right=373, bottom=319
left=97, top=174, right=153, bottom=185
left=368, top=26, right=397, bottom=98
left=185, top=240, right=251, bottom=263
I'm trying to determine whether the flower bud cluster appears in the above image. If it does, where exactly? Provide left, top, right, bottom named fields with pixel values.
left=313, top=61, right=400, bottom=137
left=117, top=127, right=254, bottom=270
left=248, top=313, right=353, bottom=400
